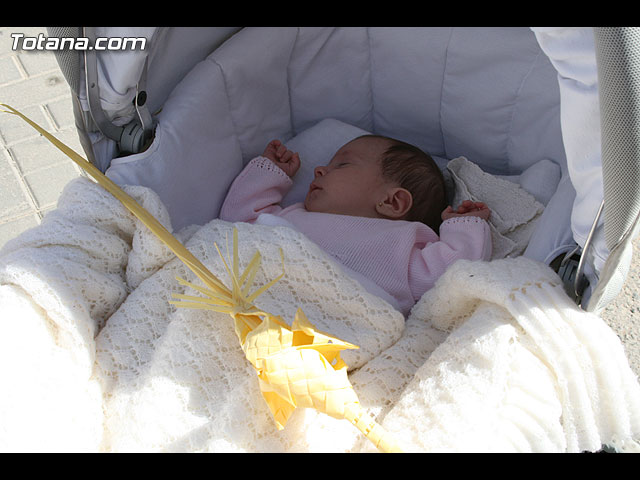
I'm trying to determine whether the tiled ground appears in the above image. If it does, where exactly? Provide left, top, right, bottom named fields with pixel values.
left=0, top=26, right=82, bottom=249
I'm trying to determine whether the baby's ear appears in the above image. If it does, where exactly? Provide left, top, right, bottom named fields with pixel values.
left=376, top=188, right=413, bottom=219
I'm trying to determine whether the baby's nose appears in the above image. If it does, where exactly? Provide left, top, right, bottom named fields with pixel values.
left=314, top=166, right=327, bottom=177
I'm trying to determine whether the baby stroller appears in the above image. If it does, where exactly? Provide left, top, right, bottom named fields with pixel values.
left=1, top=27, right=639, bottom=452
left=46, top=26, right=640, bottom=312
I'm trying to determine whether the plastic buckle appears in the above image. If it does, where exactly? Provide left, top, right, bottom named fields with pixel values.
left=557, top=253, right=583, bottom=303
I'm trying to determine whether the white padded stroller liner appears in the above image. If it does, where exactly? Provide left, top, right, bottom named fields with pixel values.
left=106, top=27, right=593, bottom=265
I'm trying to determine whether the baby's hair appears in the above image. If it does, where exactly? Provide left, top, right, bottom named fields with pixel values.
left=357, top=135, right=447, bottom=233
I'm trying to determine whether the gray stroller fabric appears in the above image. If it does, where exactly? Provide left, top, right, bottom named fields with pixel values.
left=595, top=27, right=640, bottom=251
left=588, top=27, right=640, bottom=312
left=45, top=27, right=83, bottom=96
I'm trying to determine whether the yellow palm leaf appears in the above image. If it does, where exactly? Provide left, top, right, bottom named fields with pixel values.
left=1, top=104, right=403, bottom=453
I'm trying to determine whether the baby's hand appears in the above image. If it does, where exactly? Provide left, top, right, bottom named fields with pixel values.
left=263, top=139, right=300, bottom=178
left=442, top=200, right=491, bottom=221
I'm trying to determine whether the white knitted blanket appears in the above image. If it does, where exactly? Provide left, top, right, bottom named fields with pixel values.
left=1, top=177, right=639, bottom=452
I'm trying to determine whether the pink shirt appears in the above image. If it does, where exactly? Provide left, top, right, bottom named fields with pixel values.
left=220, top=157, right=491, bottom=314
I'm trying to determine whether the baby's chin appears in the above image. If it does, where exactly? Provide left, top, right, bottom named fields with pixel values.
left=303, top=193, right=323, bottom=212
left=304, top=193, right=361, bottom=216
left=304, top=196, right=339, bottom=215
left=303, top=196, right=319, bottom=212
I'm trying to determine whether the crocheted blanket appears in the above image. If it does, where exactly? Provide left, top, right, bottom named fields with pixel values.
left=1, top=177, right=639, bottom=452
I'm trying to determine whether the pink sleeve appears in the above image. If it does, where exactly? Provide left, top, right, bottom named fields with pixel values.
left=408, top=216, right=492, bottom=301
left=219, top=156, right=292, bottom=223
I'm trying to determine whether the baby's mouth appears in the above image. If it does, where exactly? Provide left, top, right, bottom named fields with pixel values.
left=308, top=182, right=322, bottom=194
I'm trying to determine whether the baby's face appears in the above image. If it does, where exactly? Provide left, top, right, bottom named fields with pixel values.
left=304, top=137, right=394, bottom=218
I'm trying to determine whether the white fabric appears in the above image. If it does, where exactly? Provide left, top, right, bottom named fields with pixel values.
left=496, top=158, right=561, bottom=207
left=531, top=27, right=608, bottom=271
left=1, top=177, right=638, bottom=452
left=447, top=156, right=545, bottom=259
left=107, top=54, right=245, bottom=229
left=374, top=257, right=640, bottom=453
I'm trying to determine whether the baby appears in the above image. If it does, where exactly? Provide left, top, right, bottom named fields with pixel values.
left=220, top=135, right=491, bottom=314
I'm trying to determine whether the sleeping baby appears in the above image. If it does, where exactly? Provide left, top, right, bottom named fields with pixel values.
left=220, top=135, right=491, bottom=314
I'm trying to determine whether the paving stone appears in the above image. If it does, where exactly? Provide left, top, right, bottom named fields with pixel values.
left=45, top=97, right=77, bottom=130
left=23, top=161, right=80, bottom=209
left=8, top=128, right=79, bottom=174
left=0, top=104, right=50, bottom=145
left=0, top=213, right=39, bottom=251
left=0, top=55, right=23, bottom=85
left=15, top=51, right=60, bottom=77
left=0, top=70, right=71, bottom=110
left=0, top=149, right=32, bottom=221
